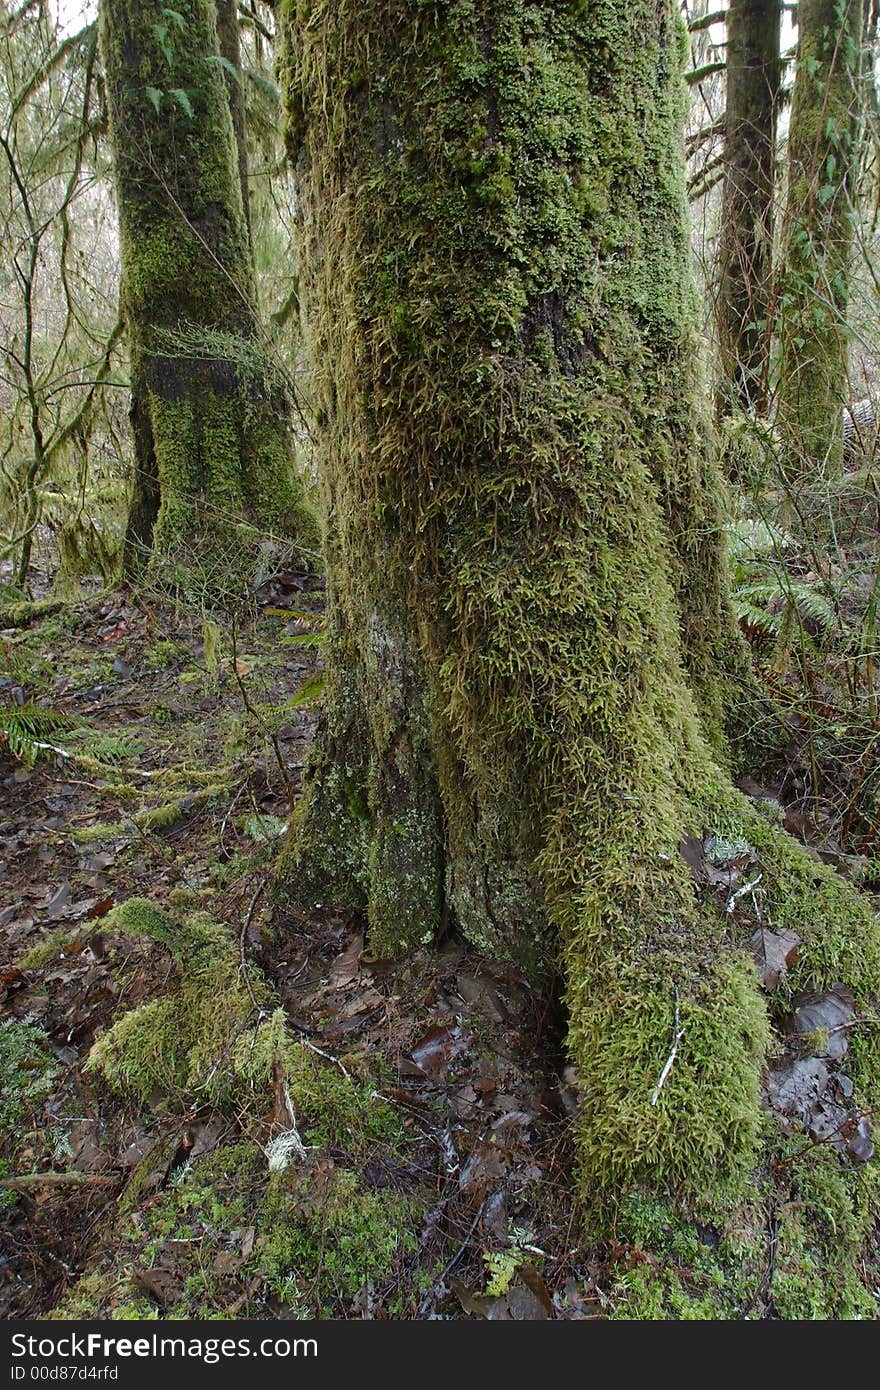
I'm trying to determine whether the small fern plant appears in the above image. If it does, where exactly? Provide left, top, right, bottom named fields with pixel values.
left=726, top=516, right=837, bottom=669
left=0, top=701, right=75, bottom=766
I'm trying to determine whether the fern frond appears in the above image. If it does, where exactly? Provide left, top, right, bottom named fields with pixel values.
left=0, top=701, right=76, bottom=766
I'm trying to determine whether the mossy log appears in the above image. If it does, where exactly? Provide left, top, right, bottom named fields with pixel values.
left=276, top=0, right=880, bottom=1227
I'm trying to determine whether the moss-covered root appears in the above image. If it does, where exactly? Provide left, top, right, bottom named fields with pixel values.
left=86, top=898, right=271, bottom=1103
left=568, top=785, right=880, bottom=1316
left=565, top=785, right=880, bottom=1200
left=86, top=899, right=405, bottom=1140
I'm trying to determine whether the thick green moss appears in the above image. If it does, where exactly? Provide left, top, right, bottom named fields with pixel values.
left=261, top=1164, right=420, bottom=1314
left=86, top=899, right=271, bottom=1102
left=610, top=1153, right=879, bottom=1319
left=0, top=1020, right=58, bottom=1148
left=277, top=0, right=880, bottom=1271
left=55, top=1138, right=423, bottom=1319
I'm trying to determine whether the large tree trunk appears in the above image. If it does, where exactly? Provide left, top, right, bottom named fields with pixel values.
left=279, top=0, right=879, bottom=1208
left=717, top=0, right=781, bottom=415
left=100, top=0, right=315, bottom=567
left=776, top=0, right=862, bottom=468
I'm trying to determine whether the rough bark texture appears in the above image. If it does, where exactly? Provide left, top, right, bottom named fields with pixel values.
left=776, top=0, right=862, bottom=468
left=278, top=0, right=879, bottom=1207
left=100, top=0, right=315, bottom=566
left=214, top=0, right=252, bottom=242
left=717, top=0, right=781, bottom=415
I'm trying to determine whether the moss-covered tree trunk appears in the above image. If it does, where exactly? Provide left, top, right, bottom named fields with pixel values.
left=717, top=0, right=781, bottom=415
left=279, top=0, right=879, bottom=1212
left=776, top=0, right=862, bottom=468
left=214, top=0, right=252, bottom=243
left=100, top=0, right=315, bottom=567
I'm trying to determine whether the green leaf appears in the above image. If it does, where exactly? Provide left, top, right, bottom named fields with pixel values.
left=145, top=85, right=163, bottom=115
left=285, top=672, right=326, bottom=709
left=281, top=632, right=322, bottom=647
left=817, top=183, right=836, bottom=206
left=244, top=67, right=279, bottom=104
left=206, top=53, right=242, bottom=85
left=152, top=22, right=174, bottom=66
left=163, top=8, right=186, bottom=31
left=170, top=88, right=194, bottom=118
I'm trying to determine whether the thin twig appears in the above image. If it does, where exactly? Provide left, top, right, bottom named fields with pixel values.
left=239, top=881, right=268, bottom=1017
left=726, top=873, right=763, bottom=914
left=651, top=988, right=685, bottom=1105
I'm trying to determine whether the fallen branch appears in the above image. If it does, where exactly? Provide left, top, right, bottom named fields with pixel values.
left=0, top=1171, right=118, bottom=1190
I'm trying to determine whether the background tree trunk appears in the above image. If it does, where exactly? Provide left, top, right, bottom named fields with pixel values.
left=717, top=0, right=781, bottom=415
left=100, top=0, right=315, bottom=567
left=214, top=0, right=252, bottom=243
left=776, top=0, right=862, bottom=467
left=279, top=0, right=879, bottom=1203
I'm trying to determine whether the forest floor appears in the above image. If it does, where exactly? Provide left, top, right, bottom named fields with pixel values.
left=0, top=570, right=599, bottom=1321
left=2, top=517, right=880, bottom=1320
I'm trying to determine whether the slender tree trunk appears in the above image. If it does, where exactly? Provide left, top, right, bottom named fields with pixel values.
left=279, top=0, right=879, bottom=1211
left=776, top=0, right=862, bottom=468
left=717, top=0, right=781, bottom=415
left=100, top=0, right=315, bottom=567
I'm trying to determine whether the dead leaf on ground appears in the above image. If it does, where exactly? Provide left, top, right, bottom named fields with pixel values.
left=329, top=933, right=364, bottom=988
left=787, top=985, right=854, bottom=1059
left=450, top=1277, right=494, bottom=1318
left=459, top=1142, right=507, bottom=1197
left=749, top=927, right=801, bottom=990
left=408, top=1024, right=475, bottom=1083
left=518, top=1263, right=555, bottom=1317
left=131, top=1268, right=182, bottom=1309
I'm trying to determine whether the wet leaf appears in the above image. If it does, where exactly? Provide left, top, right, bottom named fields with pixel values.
left=41, top=881, right=71, bottom=913
left=680, top=833, right=705, bottom=879
left=409, top=1024, right=475, bottom=1083
left=788, top=985, right=854, bottom=1059
left=132, top=1268, right=182, bottom=1309
left=749, top=927, right=801, bottom=990
left=766, top=1058, right=830, bottom=1125
left=329, top=933, right=364, bottom=989
left=518, top=1263, right=555, bottom=1318
left=459, top=1142, right=506, bottom=1196
left=86, top=896, right=114, bottom=920
left=845, top=1115, right=874, bottom=1163
left=450, top=1277, right=493, bottom=1318
left=480, top=1189, right=509, bottom=1244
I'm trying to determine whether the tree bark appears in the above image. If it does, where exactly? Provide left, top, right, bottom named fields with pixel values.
left=278, top=0, right=879, bottom=1207
left=100, top=0, right=315, bottom=568
left=717, top=0, right=781, bottom=415
left=214, top=0, right=252, bottom=243
left=776, top=0, right=862, bottom=468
